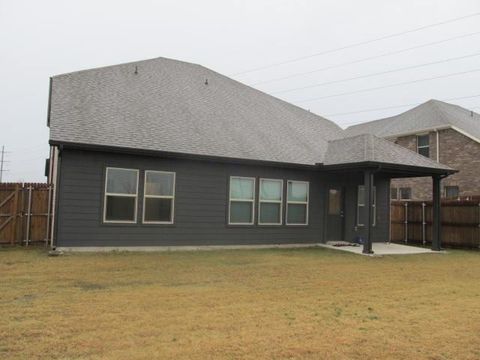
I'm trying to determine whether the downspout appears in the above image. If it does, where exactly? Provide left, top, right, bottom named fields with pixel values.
left=436, top=129, right=440, bottom=163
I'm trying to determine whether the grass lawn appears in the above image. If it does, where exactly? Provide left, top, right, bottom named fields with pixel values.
left=1, top=247, right=480, bottom=359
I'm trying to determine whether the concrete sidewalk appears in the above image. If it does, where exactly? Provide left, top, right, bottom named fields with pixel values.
left=318, top=242, right=444, bottom=256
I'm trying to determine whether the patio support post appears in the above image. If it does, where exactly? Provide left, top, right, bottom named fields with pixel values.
left=432, top=175, right=442, bottom=251
left=363, top=170, right=374, bottom=254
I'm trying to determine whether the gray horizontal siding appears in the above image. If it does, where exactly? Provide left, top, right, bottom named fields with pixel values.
left=55, top=149, right=389, bottom=247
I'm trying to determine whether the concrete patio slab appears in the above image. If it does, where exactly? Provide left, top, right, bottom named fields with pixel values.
left=318, top=242, right=444, bottom=256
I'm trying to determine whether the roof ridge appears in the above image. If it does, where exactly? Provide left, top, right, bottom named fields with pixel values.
left=51, top=56, right=202, bottom=78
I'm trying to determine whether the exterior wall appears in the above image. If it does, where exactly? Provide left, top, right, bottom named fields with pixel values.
left=54, top=149, right=390, bottom=247
left=390, top=129, right=480, bottom=200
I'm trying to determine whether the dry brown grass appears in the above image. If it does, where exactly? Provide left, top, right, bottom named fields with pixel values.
left=1, top=246, right=480, bottom=359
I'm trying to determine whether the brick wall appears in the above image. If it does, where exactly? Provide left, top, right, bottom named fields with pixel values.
left=390, top=128, right=480, bottom=200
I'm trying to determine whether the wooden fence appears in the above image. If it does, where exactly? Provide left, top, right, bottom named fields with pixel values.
left=391, top=198, right=480, bottom=248
left=0, top=183, right=53, bottom=246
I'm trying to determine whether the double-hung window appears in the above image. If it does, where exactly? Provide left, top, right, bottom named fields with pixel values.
left=104, top=167, right=139, bottom=223
left=143, top=171, right=175, bottom=224
left=286, top=180, right=309, bottom=225
left=229, top=177, right=255, bottom=225
left=417, top=134, right=430, bottom=158
left=357, top=185, right=376, bottom=226
left=258, top=179, right=283, bottom=225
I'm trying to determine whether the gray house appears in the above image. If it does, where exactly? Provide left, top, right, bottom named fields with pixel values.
left=46, top=57, right=454, bottom=254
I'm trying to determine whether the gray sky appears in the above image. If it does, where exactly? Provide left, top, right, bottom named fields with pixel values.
left=1, top=0, right=479, bottom=182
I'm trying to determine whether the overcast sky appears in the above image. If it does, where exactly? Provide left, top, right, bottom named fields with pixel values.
left=1, top=0, right=479, bottom=182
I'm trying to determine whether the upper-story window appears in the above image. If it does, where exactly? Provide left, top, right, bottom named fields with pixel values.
left=417, top=134, right=430, bottom=158
left=444, top=186, right=459, bottom=199
left=399, top=187, right=412, bottom=200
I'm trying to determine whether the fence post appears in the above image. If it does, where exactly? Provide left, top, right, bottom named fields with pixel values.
left=25, top=185, right=32, bottom=246
left=45, top=185, right=52, bottom=246
left=11, top=184, right=20, bottom=245
left=422, top=202, right=426, bottom=245
left=404, top=202, right=408, bottom=244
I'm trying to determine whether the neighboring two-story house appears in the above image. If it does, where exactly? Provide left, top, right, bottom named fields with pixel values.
left=345, top=100, right=480, bottom=200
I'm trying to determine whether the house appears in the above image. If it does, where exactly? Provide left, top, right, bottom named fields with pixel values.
left=345, top=100, right=480, bottom=200
left=46, top=57, right=454, bottom=253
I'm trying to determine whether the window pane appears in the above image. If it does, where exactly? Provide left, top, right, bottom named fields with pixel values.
left=288, top=182, right=308, bottom=202
left=105, top=196, right=136, bottom=221
left=230, top=178, right=254, bottom=200
left=259, top=203, right=281, bottom=224
left=328, top=189, right=341, bottom=215
left=287, top=204, right=307, bottom=224
left=144, top=198, right=172, bottom=222
left=417, top=135, right=429, bottom=147
left=357, top=205, right=365, bottom=226
left=230, top=201, right=253, bottom=223
left=107, top=168, right=137, bottom=194
left=400, top=188, right=411, bottom=200
left=357, top=186, right=365, bottom=206
left=418, top=147, right=429, bottom=158
left=260, top=180, right=282, bottom=201
left=145, top=172, right=174, bottom=196
left=445, top=186, right=459, bottom=199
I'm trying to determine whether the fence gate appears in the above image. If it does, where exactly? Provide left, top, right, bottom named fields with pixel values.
left=0, top=183, right=52, bottom=246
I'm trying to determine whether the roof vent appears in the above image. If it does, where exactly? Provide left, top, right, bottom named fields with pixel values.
left=205, top=78, right=208, bottom=85
left=471, top=110, right=474, bottom=117
left=134, top=65, right=138, bottom=75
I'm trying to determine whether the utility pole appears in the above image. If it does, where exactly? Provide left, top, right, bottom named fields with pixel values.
left=0, top=146, right=6, bottom=183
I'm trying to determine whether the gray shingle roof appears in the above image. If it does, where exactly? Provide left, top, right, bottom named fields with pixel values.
left=49, top=57, right=343, bottom=165
left=345, top=100, right=480, bottom=141
left=324, top=134, right=453, bottom=170
left=48, top=57, right=452, bottom=172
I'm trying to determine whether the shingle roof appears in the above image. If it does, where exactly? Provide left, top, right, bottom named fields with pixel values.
left=324, top=134, right=453, bottom=170
left=345, top=100, right=480, bottom=142
left=49, top=57, right=343, bottom=165
left=48, top=57, right=452, bottom=172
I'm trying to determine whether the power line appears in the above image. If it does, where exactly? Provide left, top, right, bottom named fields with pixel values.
left=252, top=31, right=480, bottom=86
left=231, top=11, right=480, bottom=76
left=271, top=52, right=480, bottom=95
left=294, top=68, right=480, bottom=104
left=325, top=94, right=480, bottom=118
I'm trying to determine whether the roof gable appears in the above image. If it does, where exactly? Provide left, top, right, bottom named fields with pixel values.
left=345, top=100, right=480, bottom=142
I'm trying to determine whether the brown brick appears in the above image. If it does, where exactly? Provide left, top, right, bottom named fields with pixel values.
left=390, top=129, right=480, bottom=200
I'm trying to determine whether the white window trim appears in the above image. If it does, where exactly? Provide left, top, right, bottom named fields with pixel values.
left=142, top=170, right=176, bottom=224
left=228, top=176, right=255, bottom=225
left=258, top=178, right=283, bottom=226
left=103, top=167, right=139, bottom=224
left=286, top=180, right=309, bottom=226
left=444, top=185, right=459, bottom=199
left=357, top=185, right=376, bottom=227
left=417, top=134, right=430, bottom=156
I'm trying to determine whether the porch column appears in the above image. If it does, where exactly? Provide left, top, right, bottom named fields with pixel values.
left=431, top=175, right=442, bottom=251
left=363, top=170, right=374, bottom=254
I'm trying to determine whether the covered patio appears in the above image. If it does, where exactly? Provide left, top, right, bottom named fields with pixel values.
left=323, top=134, right=456, bottom=254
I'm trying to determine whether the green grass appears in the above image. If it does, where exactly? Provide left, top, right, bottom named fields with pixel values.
left=1, top=246, right=480, bottom=359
